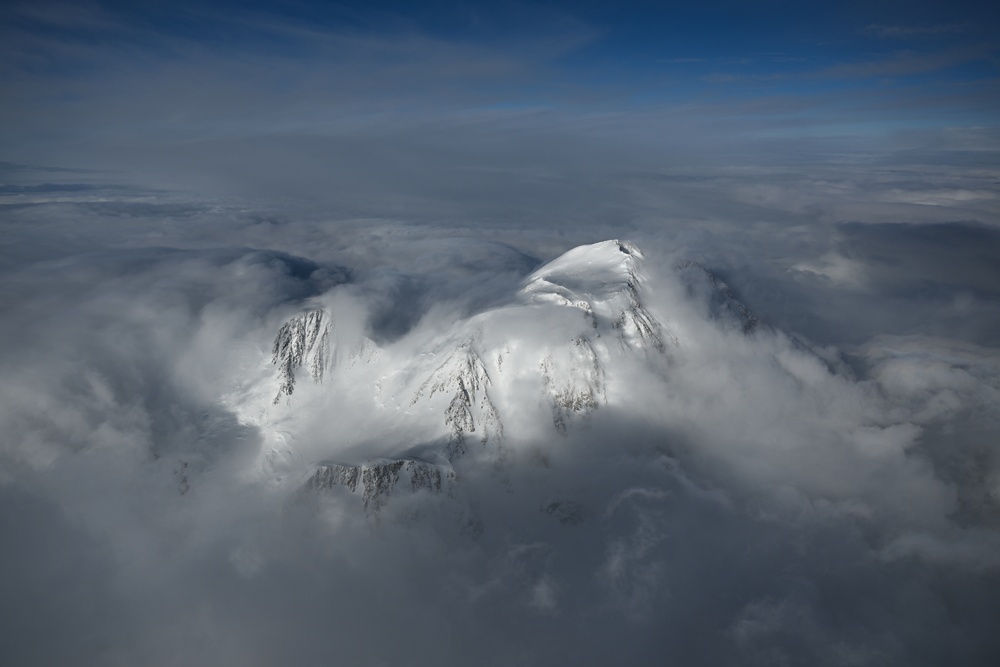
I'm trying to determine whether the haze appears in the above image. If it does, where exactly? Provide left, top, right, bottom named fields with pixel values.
left=2, top=1, right=999, bottom=665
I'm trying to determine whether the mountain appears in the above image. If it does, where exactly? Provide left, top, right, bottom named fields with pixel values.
left=235, top=239, right=755, bottom=512
left=306, top=457, right=454, bottom=513
left=675, top=261, right=759, bottom=334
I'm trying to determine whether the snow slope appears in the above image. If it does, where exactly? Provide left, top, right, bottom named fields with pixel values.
left=228, top=239, right=752, bottom=511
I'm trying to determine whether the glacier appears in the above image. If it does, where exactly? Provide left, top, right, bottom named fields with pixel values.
left=232, top=239, right=754, bottom=512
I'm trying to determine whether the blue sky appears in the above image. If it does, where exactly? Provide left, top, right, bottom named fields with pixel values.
left=1, top=0, right=997, bottom=188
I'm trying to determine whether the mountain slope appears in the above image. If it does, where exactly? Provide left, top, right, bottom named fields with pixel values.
left=241, top=239, right=680, bottom=509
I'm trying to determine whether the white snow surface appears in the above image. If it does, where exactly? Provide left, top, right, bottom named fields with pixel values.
left=228, top=239, right=676, bottom=501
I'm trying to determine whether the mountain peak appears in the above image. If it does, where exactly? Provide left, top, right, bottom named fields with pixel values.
left=521, top=239, right=664, bottom=351
left=253, top=239, right=672, bottom=507
left=522, top=239, right=644, bottom=305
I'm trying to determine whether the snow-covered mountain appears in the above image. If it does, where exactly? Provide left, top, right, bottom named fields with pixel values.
left=234, top=239, right=753, bottom=512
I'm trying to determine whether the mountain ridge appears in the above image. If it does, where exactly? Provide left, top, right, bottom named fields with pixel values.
left=239, top=239, right=759, bottom=512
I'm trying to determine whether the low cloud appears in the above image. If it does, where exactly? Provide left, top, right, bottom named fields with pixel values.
left=1, top=3, right=999, bottom=663
left=2, top=153, right=1000, bottom=664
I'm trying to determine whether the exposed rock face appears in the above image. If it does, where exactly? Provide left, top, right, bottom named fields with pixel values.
left=307, top=463, right=359, bottom=492
left=307, top=459, right=453, bottom=512
left=541, top=337, right=605, bottom=433
left=613, top=283, right=665, bottom=351
left=411, top=340, right=503, bottom=455
left=272, top=310, right=330, bottom=402
left=675, top=261, right=759, bottom=334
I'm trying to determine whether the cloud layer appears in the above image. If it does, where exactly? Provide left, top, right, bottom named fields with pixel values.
left=2, top=1, right=999, bottom=665
left=2, top=160, right=999, bottom=664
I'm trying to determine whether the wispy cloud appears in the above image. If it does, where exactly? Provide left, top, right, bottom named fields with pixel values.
left=822, top=44, right=997, bottom=79
left=862, top=22, right=972, bottom=39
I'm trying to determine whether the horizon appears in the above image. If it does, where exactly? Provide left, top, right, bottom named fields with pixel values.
left=2, top=2, right=999, bottom=666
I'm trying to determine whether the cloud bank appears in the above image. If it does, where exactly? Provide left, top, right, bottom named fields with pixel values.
left=2, top=162, right=999, bottom=665
left=2, top=1, right=999, bottom=665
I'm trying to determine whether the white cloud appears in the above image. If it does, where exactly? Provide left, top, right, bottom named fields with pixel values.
left=792, top=252, right=868, bottom=288
left=1, top=124, right=1000, bottom=667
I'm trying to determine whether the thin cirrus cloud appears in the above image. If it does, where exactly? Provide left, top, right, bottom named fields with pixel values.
left=861, top=22, right=972, bottom=38
left=2, top=1, right=997, bottom=165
